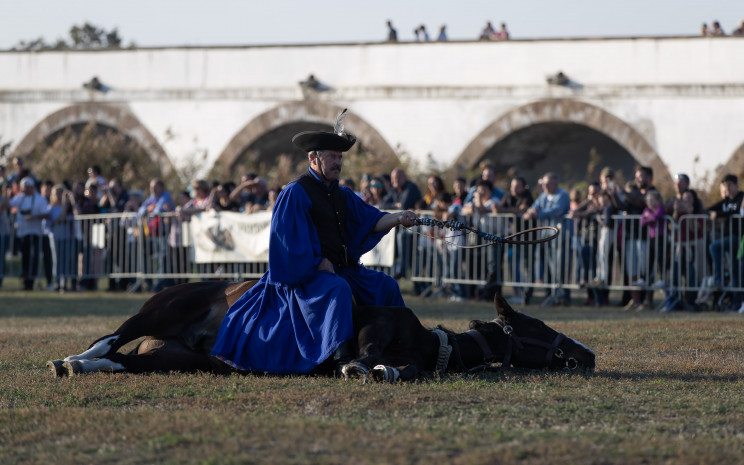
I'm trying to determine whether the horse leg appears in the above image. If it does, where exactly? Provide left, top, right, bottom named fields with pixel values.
left=64, top=338, right=225, bottom=376
left=48, top=311, right=171, bottom=377
left=48, top=329, right=135, bottom=377
left=49, top=281, right=232, bottom=376
left=341, top=324, right=395, bottom=382
left=372, top=364, right=419, bottom=382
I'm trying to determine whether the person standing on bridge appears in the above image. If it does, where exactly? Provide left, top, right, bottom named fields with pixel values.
left=211, top=110, right=418, bottom=375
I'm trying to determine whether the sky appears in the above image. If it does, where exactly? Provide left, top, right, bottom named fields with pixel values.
left=1, top=0, right=742, bottom=49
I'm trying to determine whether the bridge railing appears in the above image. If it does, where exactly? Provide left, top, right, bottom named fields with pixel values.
left=2, top=211, right=744, bottom=308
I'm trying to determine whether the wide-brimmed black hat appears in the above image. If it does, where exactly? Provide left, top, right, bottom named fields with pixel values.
left=292, top=109, right=356, bottom=153
left=292, top=131, right=356, bottom=152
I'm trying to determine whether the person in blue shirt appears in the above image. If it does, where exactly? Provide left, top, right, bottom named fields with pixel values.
left=211, top=111, right=418, bottom=375
left=523, top=172, right=572, bottom=305
left=137, top=178, right=175, bottom=292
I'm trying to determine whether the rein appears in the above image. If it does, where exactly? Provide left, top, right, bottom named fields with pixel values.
left=431, top=329, right=453, bottom=374
left=409, top=217, right=560, bottom=249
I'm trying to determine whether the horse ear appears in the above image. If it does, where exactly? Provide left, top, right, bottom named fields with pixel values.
left=494, top=293, right=515, bottom=317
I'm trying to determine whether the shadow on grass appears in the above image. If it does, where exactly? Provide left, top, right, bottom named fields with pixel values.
left=593, top=369, right=744, bottom=382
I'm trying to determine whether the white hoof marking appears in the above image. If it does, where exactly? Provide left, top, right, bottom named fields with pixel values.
left=64, top=335, right=119, bottom=361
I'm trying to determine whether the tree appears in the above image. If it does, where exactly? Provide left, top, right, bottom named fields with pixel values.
left=26, top=121, right=180, bottom=193
left=12, top=22, right=128, bottom=51
left=69, top=23, right=122, bottom=49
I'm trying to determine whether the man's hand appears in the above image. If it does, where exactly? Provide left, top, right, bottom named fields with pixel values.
left=317, top=258, right=335, bottom=273
left=397, top=210, right=418, bottom=228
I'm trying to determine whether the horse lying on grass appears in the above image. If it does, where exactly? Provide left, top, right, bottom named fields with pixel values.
left=48, top=281, right=595, bottom=382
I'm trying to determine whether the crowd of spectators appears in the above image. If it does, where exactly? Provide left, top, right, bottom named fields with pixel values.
left=385, top=20, right=509, bottom=42
left=338, top=162, right=744, bottom=314
left=386, top=18, right=744, bottom=43
left=3, top=155, right=744, bottom=315
left=0, top=157, right=280, bottom=293
left=700, top=19, right=744, bottom=36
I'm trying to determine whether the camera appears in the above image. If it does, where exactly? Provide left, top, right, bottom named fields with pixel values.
left=20, top=209, right=31, bottom=215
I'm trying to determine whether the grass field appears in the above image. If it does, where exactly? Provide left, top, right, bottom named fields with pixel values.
left=2, top=285, right=744, bottom=465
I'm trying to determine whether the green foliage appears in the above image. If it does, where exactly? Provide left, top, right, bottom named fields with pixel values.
left=12, top=22, right=128, bottom=51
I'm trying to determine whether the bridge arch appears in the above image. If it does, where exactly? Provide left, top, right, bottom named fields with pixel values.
left=718, top=142, right=744, bottom=185
left=215, top=101, right=397, bottom=171
left=455, top=99, right=672, bottom=193
left=10, top=103, right=173, bottom=174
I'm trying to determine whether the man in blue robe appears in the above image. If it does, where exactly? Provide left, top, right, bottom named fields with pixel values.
left=211, top=111, right=418, bottom=374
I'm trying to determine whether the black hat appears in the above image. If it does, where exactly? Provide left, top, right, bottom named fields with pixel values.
left=292, top=109, right=356, bottom=153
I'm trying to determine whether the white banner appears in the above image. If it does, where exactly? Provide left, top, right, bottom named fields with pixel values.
left=190, top=211, right=272, bottom=263
left=189, top=210, right=395, bottom=267
left=361, top=230, right=395, bottom=268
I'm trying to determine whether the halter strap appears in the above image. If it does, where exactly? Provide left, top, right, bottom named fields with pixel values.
left=464, top=329, right=495, bottom=362
left=492, top=318, right=567, bottom=368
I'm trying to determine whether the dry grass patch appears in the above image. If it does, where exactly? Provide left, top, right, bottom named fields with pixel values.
left=1, top=291, right=744, bottom=464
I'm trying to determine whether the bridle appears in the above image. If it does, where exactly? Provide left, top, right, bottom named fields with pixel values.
left=464, top=318, right=579, bottom=372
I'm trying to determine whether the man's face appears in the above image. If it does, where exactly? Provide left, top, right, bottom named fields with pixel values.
left=635, top=170, right=650, bottom=189
left=675, top=177, right=689, bottom=195
left=313, top=150, right=343, bottom=182
left=476, top=185, right=492, bottom=200
left=510, top=179, right=524, bottom=196
left=150, top=181, right=163, bottom=197
left=391, top=169, right=406, bottom=189
left=722, top=181, right=738, bottom=198
left=482, top=168, right=496, bottom=183
left=543, top=176, right=558, bottom=193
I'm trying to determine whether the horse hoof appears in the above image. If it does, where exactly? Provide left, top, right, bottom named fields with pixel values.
left=341, top=363, right=370, bottom=383
left=47, top=360, right=68, bottom=378
left=63, top=360, right=85, bottom=376
left=373, top=365, right=400, bottom=383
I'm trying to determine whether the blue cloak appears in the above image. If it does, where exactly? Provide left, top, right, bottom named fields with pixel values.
left=210, top=176, right=406, bottom=373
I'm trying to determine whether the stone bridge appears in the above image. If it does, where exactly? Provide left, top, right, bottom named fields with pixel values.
left=1, top=36, right=744, bottom=193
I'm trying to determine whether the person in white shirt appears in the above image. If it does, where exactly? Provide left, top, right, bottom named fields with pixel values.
left=9, top=177, right=49, bottom=290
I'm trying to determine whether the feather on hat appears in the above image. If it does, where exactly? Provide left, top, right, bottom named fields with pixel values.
left=292, top=109, right=357, bottom=152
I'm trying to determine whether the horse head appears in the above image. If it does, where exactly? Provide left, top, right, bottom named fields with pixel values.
left=484, top=294, right=596, bottom=372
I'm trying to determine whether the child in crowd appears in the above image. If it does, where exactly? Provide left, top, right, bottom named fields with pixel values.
left=641, top=190, right=666, bottom=290
left=592, top=190, right=616, bottom=299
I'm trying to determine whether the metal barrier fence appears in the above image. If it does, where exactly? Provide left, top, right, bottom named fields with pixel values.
left=2, top=211, right=744, bottom=309
left=406, top=212, right=743, bottom=309
left=2, top=212, right=267, bottom=292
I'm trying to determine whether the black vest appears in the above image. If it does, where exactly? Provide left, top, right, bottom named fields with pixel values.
left=295, top=172, right=349, bottom=268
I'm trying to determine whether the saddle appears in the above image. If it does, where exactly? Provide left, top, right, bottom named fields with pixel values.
left=225, top=280, right=259, bottom=307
